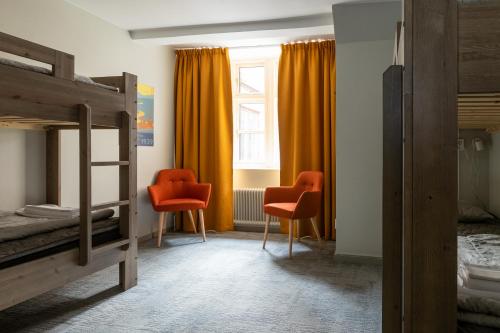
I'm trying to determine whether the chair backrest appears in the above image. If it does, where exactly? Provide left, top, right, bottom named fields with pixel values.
left=293, top=171, right=323, bottom=193
left=155, top=169, right=197, bottom=199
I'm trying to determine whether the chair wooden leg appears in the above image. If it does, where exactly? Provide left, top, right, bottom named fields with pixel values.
left=157, top=212, right=165, bottom=247
left=263, top=214, right=271, bottom=249
left=198, top=209, right=207, bottom=242
left=288, top=219, right=294, bottom=258
left=310, top=217, right=322, bottom=241
left=187, top=210, right=198, bottom=234
left=296, top=219, right=301, bottom=242
left=162, top=213, right=167, bottom=235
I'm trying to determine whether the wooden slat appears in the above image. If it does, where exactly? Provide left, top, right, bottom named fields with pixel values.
left=91, top=200, right=129, bottom=211
left=92, top=239, right=130, bottom=256
left=91, top=161, right=130, bottom=166
left=79, top=104, right=92, bottom=266
left=0, top=122, right=46, bottom=130
left=457, top=92, right=500, bottom=129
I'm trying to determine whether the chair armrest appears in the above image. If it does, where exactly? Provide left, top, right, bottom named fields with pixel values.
left=264, top=186, right=300, bottom=205
left=185, top=183, right=212, bottom=206
left=147, top=184, right=163, bottom=207
left=292, top=191, right=322, bottom=219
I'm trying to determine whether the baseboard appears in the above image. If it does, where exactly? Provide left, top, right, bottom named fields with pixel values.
left=233, top=223, right=281, bottom=233
left=333, top=253, right=382, bottom=264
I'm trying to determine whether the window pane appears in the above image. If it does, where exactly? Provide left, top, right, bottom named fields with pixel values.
left=239, top=132, right=265, bottom=161
left=239, top=103, right=264, bottom=130
left=239, top=66, right=265, bottom=94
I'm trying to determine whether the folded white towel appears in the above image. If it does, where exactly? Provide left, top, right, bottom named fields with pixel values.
left=18, top=204, right=79, bottom=219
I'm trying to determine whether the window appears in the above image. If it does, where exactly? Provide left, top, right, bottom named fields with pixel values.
left=230, top=48, right=280, bottom=169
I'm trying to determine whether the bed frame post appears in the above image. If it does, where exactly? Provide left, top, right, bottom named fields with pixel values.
left=46, top=129, right=61, bottom=205
left=79, top=104, right=92, bottom=266
left=119, top=73, right=138, bottom=290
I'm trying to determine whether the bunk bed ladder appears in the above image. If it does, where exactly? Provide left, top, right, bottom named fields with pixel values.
left=78, top=104, right=134, bottom=266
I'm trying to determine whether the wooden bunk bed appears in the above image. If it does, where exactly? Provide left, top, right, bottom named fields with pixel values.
left=383, top=0, right=500, bottom=331
left=0, top=31, right=138, bottom=311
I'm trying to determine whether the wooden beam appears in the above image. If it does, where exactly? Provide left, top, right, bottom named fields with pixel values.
left=0, top=64, right=124, bottom=128
left=79, top=104, right=92, bottom=266
left=383, top=65, right=403, bottom=333
left=119, top=72, right=138, bottom=290
left=0, top=31, right=57, bottom=65
left=0, top=247, right=125, bottom=312
left=46, top=129, right=61, bottom=205
left=403, top=0, right=457, bottom=331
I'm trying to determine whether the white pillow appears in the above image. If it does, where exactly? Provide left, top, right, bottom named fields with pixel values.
left=458, top=204, right=494, bottom=222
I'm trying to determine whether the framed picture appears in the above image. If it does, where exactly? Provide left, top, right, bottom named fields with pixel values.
left=137, top=83, right=154, bottom=146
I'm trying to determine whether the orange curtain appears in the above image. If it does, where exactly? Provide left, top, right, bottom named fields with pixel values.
left=174, top=48, right=233, bottom=232
left=278, top=40, right=336, bottom=240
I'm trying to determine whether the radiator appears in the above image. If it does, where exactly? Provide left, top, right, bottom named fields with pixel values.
left=233, top=188, right=279, bottom=226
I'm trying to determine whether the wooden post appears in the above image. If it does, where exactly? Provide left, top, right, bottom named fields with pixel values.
left=79, top=104, right=92, bottom=266
left=382, top=65, right=403, bottom=333
left=46, top=129, right=61, bottom=205
left=403, top=0, right=458, bottom=331
left=119, top=73, right=138, bottom=290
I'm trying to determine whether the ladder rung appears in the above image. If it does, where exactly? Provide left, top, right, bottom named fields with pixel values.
left=91, top=161, right=129, bottom=166
left=92, top=238, right=130, bottom=256
left=91, top=200, right=129, bottom=211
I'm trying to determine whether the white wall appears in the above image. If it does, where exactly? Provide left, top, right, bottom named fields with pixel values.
left=0, top=0, right=175, bottom=237
left=334, top=1, right=401, bottom=257
left=458, top=130, right=490, bottom=208
left=489, top=133, right=500, bottom=216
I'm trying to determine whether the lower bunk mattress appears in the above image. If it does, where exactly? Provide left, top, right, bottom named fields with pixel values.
left=0, top=209, right=120, bottom=269
left=458, top=229, right=500, bottom=331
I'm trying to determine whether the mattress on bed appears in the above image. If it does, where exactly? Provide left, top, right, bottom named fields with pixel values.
left=458, top=234, right=500, bottom=329
left=0, top=57, right=120, bottom=92
left=0, top=209, right=119, bottom=266
left=458, top=234, right=500, bottom=278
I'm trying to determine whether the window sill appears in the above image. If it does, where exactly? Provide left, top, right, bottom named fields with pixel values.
left=233, top=166, right=280, bottom=171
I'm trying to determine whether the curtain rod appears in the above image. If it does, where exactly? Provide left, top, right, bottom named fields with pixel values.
left=173, top=38, right=335, bottom=50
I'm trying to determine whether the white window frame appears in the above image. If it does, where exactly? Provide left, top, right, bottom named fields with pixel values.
left=231, top=58, right=279, bottom=170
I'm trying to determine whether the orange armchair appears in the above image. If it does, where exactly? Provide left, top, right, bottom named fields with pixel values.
left=148, top=169, right=211, bottom=247
left=262, top=171, right=323, bottom=257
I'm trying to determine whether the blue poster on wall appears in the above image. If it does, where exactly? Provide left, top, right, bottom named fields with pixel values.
left=137, top=83, right=154, bottom=146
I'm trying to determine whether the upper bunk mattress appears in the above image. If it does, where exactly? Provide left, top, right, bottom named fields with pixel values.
left=0, top=57, right=120, bottom=92
left=0, top=209, right=118, bottom=265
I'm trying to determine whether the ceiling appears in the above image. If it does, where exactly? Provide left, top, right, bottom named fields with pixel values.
left=64, top=0, right=394, bottom=47
left=65, top=0, right=338, bottom=30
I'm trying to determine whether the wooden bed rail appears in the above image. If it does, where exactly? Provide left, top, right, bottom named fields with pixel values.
left=0, top=31, right=74, bottom=80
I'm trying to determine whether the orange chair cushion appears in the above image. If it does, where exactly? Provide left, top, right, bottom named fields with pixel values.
left=156, top=198, right=206, bottom=212
left=263, top=171, right=323, bottom=220
left=264, top=202, right=297, bottom=219
left=147, top=169, right=211, bottom=212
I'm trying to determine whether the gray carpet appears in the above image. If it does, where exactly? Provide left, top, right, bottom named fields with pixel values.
left=0, top=232, right=382, bottom=333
